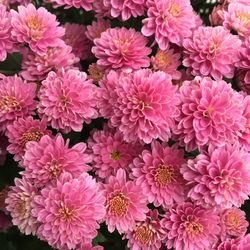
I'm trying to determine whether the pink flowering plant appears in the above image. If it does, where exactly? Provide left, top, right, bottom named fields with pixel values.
left=1, top=0, right=250, bottom=250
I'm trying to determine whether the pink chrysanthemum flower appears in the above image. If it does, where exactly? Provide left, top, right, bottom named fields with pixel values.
left=6, top=117, right=50, bottom=162
left=142, top=0, right=197, bottom=50
left=217, top=235, right=250, bottom=250
left=209, top=4, right=225, bottom=26
left=222, top=2, right=250, bottom=37
left=88, top=125, right=143, bottom=179
left=0, top=75, right=37, bottom=133
left=63, top=23, right=92, bottom=60
left=131, top=141, right=186, bottom=208
left=46, top=0, right=94, bottom=11
left=22, top=134, right=91, bottom=187
left=10, top=4, right=65, bottom=54
left=5, top=177, right=38, bottom=235
left=103, top=0, right=145, bottom=21
left=173, top=77, right=245, bottom=152
left=162, top=202, right=220, bottom=250
left=104, top=169, right=148, bottom=233
left=124, top=210, right=165, bottom=250
left=151, top=49, right=181, bottom=80
left=20, top=44, right=79, bottom=81
left=183, top=26, right=241, bottom=80
left=85, top=18, right=111, bottom=42
left=88, top=63, right=105, bottom=84
left=32, top=172, right=105, bottom=250
left=98, top=69, right=179, bottom=143
left=238, top=37, right=250, bottom=72
left=181, top=144, right=250, bottom=208
left=0, top=134, right=8, bottom=166
left=92, top=1, right=110, bottom=18
left=38, top=69, right=98, bottom=133
left=92, top=27, right=151, bottom=70
left=0, top=4, right=14, bottom=62
left=220, top=207, right=248, bottom=240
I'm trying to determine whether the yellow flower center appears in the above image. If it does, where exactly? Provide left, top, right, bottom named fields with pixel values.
left=19, top=130, right=44, bottom=148
left=16, top=199, right=27, bottom=218
left=107, top=192, right=129, bottom=217
left=0, top=96, right=21, bottom=112
left=27, top=15, right=43, bottom=31
left=111, top=151, right=121, bottom=161
left=186, top=221, right=204, bottom=236
left=237, top=12, right=250, bottom=24
left=154, top=50, right=171, bottom=69
left=169, top=3, right=181, bottom=17
left=226, top=211, right=241, bottom=229
left=134, top=224, right=153, bottom=245
left=57, top=203, right=75, bottom=221
left=154, top=164, right=175, bottom=186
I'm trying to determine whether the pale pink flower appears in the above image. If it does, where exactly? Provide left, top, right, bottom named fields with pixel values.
left=142, top=0, right=197, bottom=50
left=92, top=27, right=151, bottom=70
left=183, top=26, right=241, bottom=80
left=5, top=177, right=38, bottom=235
left=22, top=134, right=91, bottom=187
left=46, top=0, right=94, bottom=11
left=162, top=202, right=220, bottom=250
left=32, top=172, right=105, bottom=250
left=38, top=69, right=98, bottom=133
left=131, top=141, right=186, bottom=208
left=104, top=169, right=148, bottom=233
left=181, top=144, right=250, bottom=208
left=10, top=4, right=65, bottom=54
left=0, top=75, right=37, bottom=133
left=173, top=77, right=245, bottom=152
left=6, top=117, right=50, bottom=162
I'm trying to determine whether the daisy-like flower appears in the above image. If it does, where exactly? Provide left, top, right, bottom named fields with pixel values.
left=151, top=49, right=181, bottom=80
left=104, top=169, right=148, bottom=233
left=220, top=207, right=248, bottom=240
left=0, top=4, right=14, bottom=62
left=5, top=177, right=38, bottom=235
left=142, top=0, right=197, bottom=50
left=92, top=27, right=151, bottom=70
left=183, top=26, right=241, bottom=80
left=63, top=23, right=92, bottom=60
left=181, top=144, right=250, bottom=208
left=6, top=117, right=50, bottom=162
left=20, top=44, right=79, bottom=81
left=10, top=3, right=65, bottom=54
left=98, top=69, right=179, bottom=143
left=222, top=2, right=250, bottom=37
left=46, top=0, right=94, bottom=11
left=103, top=0, right=146, bottom=21
left=31, top=172, right=105, bottom=250
left=131, top=141, right=186, bottom=208
left=22, top=134, right=91, bottom=187
left=88, top=125, right=143, bottom=180
left=162, top=202, right=220, bottom=250
left=38, top=69, right=98, bottom=133
left=173, top=77, right=245, bottom=152
left=124, top=210, right=165, bottom=250
left=0, top=75, right=37, bottom=133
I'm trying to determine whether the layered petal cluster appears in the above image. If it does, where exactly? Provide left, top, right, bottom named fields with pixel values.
left=183, top=26, right=241, bottom=80
left=22, top=134, right=91, bottom=187
left=88, top=125, right=143, bottom=179
left=103, top=169, right=148, bottom=233
left=217, top=234, right=250, bottom=250
left=131, top=141, right=186, bottom=208
left=173, top=77, right=245, bottom=151
left=38, top=69, right=98, bottom=133
left=161, top=202, right=220, bottom=250
left=10, top=4, right=65, bottom=54
left=46, top=0, right=94, bottom=11
left=92, top=27, right=151, bottom=70
left=31, top=172, right=105, bottom=250
left=181, top=144, right=250, bottom=208
left=98, top=69, right=179, bottom=143
left=0, top=75, right=37, bottom=133
left=142, top=0, right=197, bottom=50
left=238, top=37, right=250, bottom=74
left=5, top=178, right=38, bottom=235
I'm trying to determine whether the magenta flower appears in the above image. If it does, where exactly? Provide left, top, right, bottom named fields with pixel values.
left=98, top=69, right=179, bottom=143
left=173, top=77, right=245, bottom=151
left=131, top=141, right=186, bottom=208
left=162, top=202, right=220, bottom=250
left=38, top=69, right=98, bottom=133
left=10, top=4, right=65, bottom=54
left=88, top=125, right=143, bottom=180
left=183, top=26, right=241, bottom=80
left=142, top=0, right=197, bottom=50
left=32, top=172, right=105, bottom=250
left=181, top=144, right=250, bottom=208
left=0, top=75, right=37, bottom=133
left=5, top=177, right=38, bottom=235
left=104, top=169, right=148, bottom=233
left=217, top=235, right=250, bottom=250
left=22, top=134, right=91, bottom=187
left=92, top=27, right=151, bottom=70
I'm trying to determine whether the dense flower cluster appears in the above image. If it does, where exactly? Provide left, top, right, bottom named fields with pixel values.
left=1, top=0, right=250, bottom=250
